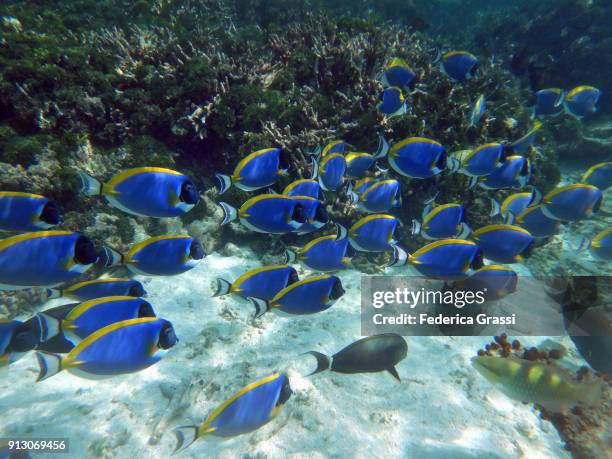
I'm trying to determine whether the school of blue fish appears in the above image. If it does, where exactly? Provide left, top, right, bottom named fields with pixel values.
left=0, top=49, right=609, bottom=454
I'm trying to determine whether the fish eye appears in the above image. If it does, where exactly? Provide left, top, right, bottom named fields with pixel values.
left=180, top=181, right=200, bottom=205
left=520, top=159, right=530, bottom=176
left=277, top=378, right=293, bottom=406
left=40, top=201, right=61, bottom=225
left=331, top=277, right=345, bottom=300
left=159, top=322, right=178, bottom=349
left=9, top=321, right=39, bottom=352
left=138, top=300, right=155, bottom=318
left=292, top=204, right=307, bottom=224
left=74, top=235, right=99, bottom=265
left=279, top=150, right=291, bottom=171
left=437, top=150, right=448, bottom=170
left=288, top=268, right=299, bottom=285
left=472, top=248, right=485, bottom=270
left=189, top=239, right=206, bottom=260
left=129, top=283, right=146, bottom=297
left=315, top=205, right=329, bottom=223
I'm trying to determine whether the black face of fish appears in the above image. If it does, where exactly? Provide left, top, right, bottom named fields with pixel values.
left=469, top=63, right=479, bottom=78
left=520, top=159, right=530, bottom=177
left=40, top=201, right=61, bottom=225
left=472, top=248, right=485, bottom=270
left=129, top=283, right=146, bottom=297
left=189, top=239, right=206, bottom=260
left=500, top=143, right=512, bottom=162
left=345, top=243, right=356, bottom=259
left=314, top=204, right=329, bottom=224
left=158, top=322, right=178, bottom=349
left=277, top=377, right=293, bottom=406
left=288, top=267, right=299, bottom=286
left=180, top=180, right=199, bottom=205
left=9, top=322, right=39, bottom=352
left=292, top=203, right=307, bottom=224
left=436, top=150, right=448, bottom=170
left=138, top=301, right=155, bottom=318
left=74, top=235, right=99, bottom=265
left=279, top=150, right=291, bottom=172
left=522, top=239, right=536, bottom=259
left=594, top=194, right=603, bottom=213
left=331, top=277, right=345, bottom=300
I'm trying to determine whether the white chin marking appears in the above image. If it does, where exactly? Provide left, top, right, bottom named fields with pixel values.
left=241, top=219, right=272, bottom=234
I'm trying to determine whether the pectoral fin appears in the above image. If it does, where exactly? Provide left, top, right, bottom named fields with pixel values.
left=387, top=366, right=401, bottom=381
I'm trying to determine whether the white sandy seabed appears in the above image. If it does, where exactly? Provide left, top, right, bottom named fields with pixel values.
left=1, top=247, right=583, bottom=459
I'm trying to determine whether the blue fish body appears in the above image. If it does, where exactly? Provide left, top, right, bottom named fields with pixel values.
left=509, top=120, right=542, bottom=155
left=231, top=148, right=284, bottom=190
left=271, top=275, right=342, bottom=315
left=534, top=88, right=564, bottom=118
left=125, top=235, right=203, bottom=276
left=461, top=143, right=505, bottom=176
left=349, top=214, right=399, bottom=252
left=316, top=153, right=346, bottom=191
left=53, top=278, right=146, bottom=301
left=355, top=179, right=401, bottom=213
left=0, top=231, right=96, bottom=289
left=353, top=177, right=382, bottom=194
left=500, top=192, right=535, bottom=220
left=564, top=86, right=601, bottom=118
left=58, top=296, right=155, bottom=342
left=471, top=225, right=535, bottom=263
left=320, top=141, right=347, bottom=157
left=296, top=235, right=351, bottom=271
left=515, top=205, right=560, bottom=238
left=588, top=229, right=612, bottom=261
left=227, top=265, right=298, bottom=300
left=292, top=197, right=328, bottom=234
left=283, top=179, right=322, bottom=199
left=389, top=138, right=447, bottom=179
left=420, top=204, right=465, bottom=239
left=345, top=153, right=377, bottom=178
left=100, top=168, right=198, bottom=218
left=382, top=58, right=416, bottom=90
left=542, top=184, right=603, bottom=222
left=38, top=317, right=176, bottom=379
left=582, top=162, right=612, bottom=191
left=462, top=265, right=518, bottom=302
left=0, top=320, right=21, bottom=365
left=479, top=156, right=530, bottom=190
left=441, top=51, right=478, bottom=82
left=239, top=195, right=303, bottom=234
left=201, top=373, right=289, bottom=438
left=378, top=87, right=407, bottom=117
left=410, top=239, right=482, bottom=279
left=0, top=192, right=60, bottom=232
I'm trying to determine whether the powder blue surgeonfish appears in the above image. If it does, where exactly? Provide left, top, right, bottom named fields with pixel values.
left=515, top=205, right=560, bottom=238
left=457, top=265, right=518, bottom=302
left=412, top=203, right=470, bottom=240
left=474, top=155, right=531, bottom=190
left=105, top=235, right=205, bottom=276
left=450, top=143, right=509, bottom=177
left=311, top=153, right=347, bottom=191
left=0, top=231, right=99, bottom=290
left=248, top=275, right=344, bottom=317
left=349, top=214, right=400, bottom=252
left=0, top=192, right=61, bottom=232
left=311, top=140, right=348, bottom=158
left=489, top=189, right=541, bottom=223
left=173, top=373, right=292, bottom=452
left=439, top=51, right=479, bottom=83
left=541, top=184, right=603, bottom=222
left=564, top=86, right=601, bottom=118
left=37, top=296, right=156, bottom=351
left=78, top=167, right=199, bottom=218
left=216, top=148, right=289, bottom=194
left=468, top=94, right=486, bottom=128
left=508, top=120, right=542, bottom=155
left=291, top=197, right=330, bottom=234
left=35, top=317, right=177, bottom=381
left=285, top=224, right=354, bottom=272
left=219, top=194, right=307, bottom=234
left=1, top=318, right=41, bottom=367
left=378, top=87, right=408, bottom=117
left=471, top=224, right=535, bottom=263
left=213, top=265, right=298, bottom=301
left=345, top=135, right=390, bottom=178
left=533, top=88, right=564, bottom=118
left=578, top=228, right=612, bottom=261
left=581, top=162, right=612, bottom=191
left=388, top=137, right=448, bottom=179
left=349, top=179, right=402, bottom=213
left=389, top=239, right=484, bottom=279
left=381, top=57, right=416, bottom=90
left=282, top=179, right=324, bottom=200
left=46, top=277, right=146, bottom=301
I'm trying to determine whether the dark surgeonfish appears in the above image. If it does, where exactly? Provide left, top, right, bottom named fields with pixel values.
left=0, top=192, right=61, bottom=232
left=213, top=265, right=299, bottom=301
left=216, top=147, right=289, bottom=194
left=305, top=334, right=407, bottom=381
left=78, top=167, right=199, bottom=218
left=0, top=231, right=99, bottom=290
left=174, top=373, right=292, bottom=453
left=35, top=317, right=178, bottom=381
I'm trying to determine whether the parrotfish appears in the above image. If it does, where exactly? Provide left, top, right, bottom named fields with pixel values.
left=78, top=167, right=199, bottom=218
left=0, top=192, right=61, bottom=232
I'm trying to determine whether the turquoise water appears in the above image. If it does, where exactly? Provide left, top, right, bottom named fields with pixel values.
left=0, top=1, right=610, bottom=458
